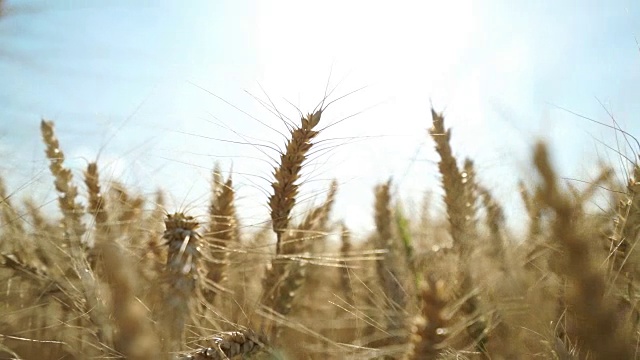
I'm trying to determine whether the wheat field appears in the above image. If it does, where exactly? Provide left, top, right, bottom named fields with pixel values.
left=2, top=3, right=640, bottom=358
left=0, top=96, right=638, bottom=360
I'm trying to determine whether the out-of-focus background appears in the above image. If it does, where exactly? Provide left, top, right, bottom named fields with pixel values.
left=1, top=0, right=639, bottom=233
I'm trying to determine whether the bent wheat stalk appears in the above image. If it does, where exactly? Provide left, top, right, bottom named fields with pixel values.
left=534, top=142, right=634, bottom=359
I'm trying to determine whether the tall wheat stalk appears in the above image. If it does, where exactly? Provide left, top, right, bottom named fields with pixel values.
left=98, top=239, right=161, bottom=360
left=404, top=277, right=450, bottom=360
left=162, top=213, right=201, bottom=353
left=373, top=180, right=408, bottom=331
left=429, top=109, right=489, bottom=354
left=261, top=109, right=323, bottom=341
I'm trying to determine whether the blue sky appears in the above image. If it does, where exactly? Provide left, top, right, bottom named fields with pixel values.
left=1, top=0, right=639, bottom=233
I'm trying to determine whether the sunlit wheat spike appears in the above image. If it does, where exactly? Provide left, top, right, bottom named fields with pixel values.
left=40, top=119, right=87, bottom=250
left=84, top=162, right=108, bottom=227
left=269, top=109, right=322, bottom=254
left=428, top=109, right=473, bottom=254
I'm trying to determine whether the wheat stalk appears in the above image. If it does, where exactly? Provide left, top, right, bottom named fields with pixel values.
left=519, top=180, right=542, bottom=239
left=98, top=240, right=161, bottom=360
left=162, top=213, right=201, bottom=352
left=261, top=109, right=323, bottom=341
left=41, top=120, right=114, bottom=354
left=429, top=110, right=489, bottom=353
left=339, top=222, right=354, bottom=305
left=373, top=179, right=408, bottom=331
left=0, top=176, right=27, bottom=257
left=260, top=178, right=336, bottom=336
left=404, top=277, right=450, bottom=360
left=609, top=160, right=640, bottom=276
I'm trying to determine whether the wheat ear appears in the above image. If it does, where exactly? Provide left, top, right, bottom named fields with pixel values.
left=41, top=120, right=87, bottom=251
left=201, top=167, right=237, bottom=305
left=181, top=330, right=267, bottom=360
left=84, top=163, right=108, bottom=229
left=428, top=110, right=473, bottom=253
left=269, top=109, right=322, bottom=253
left=477, top=185, right=506, bottom=259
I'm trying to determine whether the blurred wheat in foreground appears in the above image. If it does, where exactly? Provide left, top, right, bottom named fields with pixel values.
left=0, top=106, right=639, bottom=360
